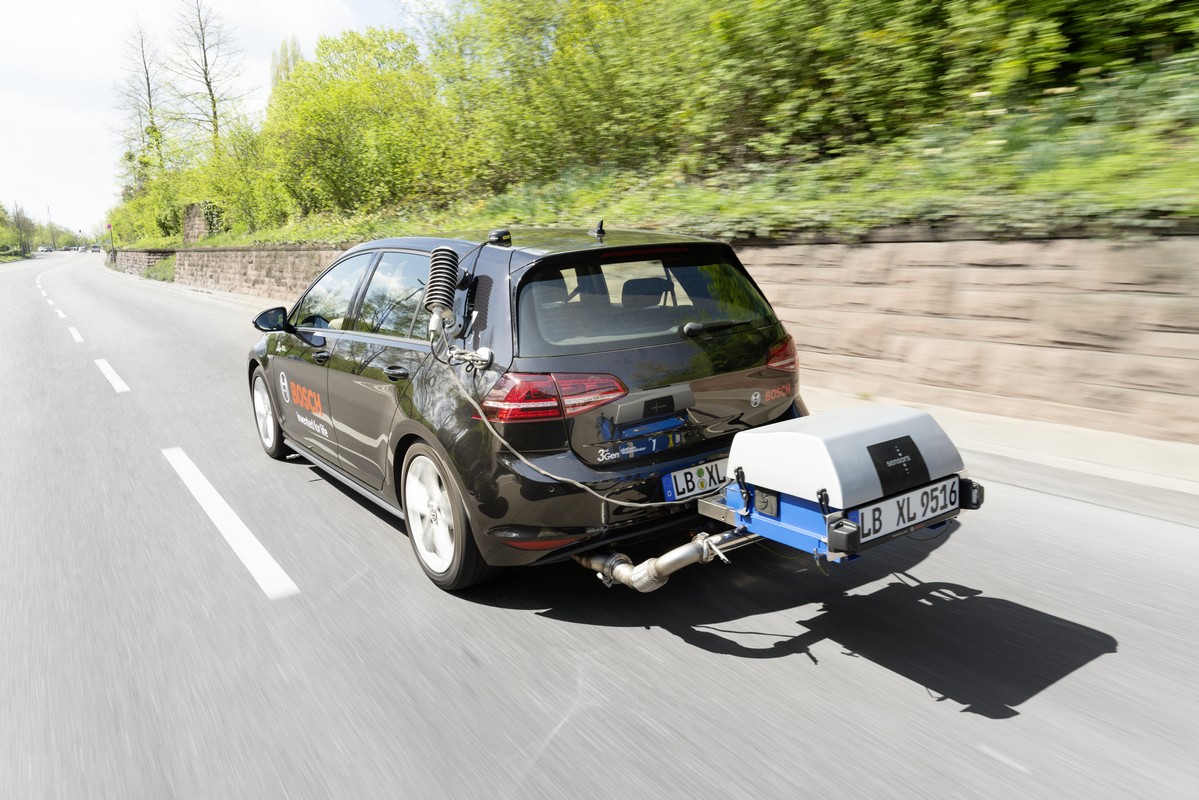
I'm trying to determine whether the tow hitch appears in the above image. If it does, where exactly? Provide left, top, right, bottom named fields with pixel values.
left=574, top=406, right=985, bottom=591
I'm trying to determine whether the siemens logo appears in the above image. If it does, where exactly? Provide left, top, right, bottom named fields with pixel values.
left=886, top=454, right=912, bottom=468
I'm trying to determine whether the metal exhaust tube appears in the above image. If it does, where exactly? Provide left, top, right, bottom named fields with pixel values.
left=573, top=530, right=760, bottom=592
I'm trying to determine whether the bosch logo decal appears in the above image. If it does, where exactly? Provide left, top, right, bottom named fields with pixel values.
left=763, top=383, right=791, bottom=403
left=289, top=380, right=324, bottom=416
left=278, top=371, right=328, bottom=436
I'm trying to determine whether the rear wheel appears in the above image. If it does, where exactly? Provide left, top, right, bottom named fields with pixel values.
left=251, top=367, right=289, bottom=460
left=401, top=443, right=498, bottom=591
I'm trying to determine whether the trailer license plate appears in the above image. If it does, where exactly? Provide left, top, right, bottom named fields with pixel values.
left=662, top=459, right=728, bottom=501
left=856, top=476, right=959, bottom=542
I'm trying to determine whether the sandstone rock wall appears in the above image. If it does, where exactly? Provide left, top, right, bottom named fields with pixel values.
left=114, top=250, right=174, bottom=276
left=174, top=246, right=346, bottom=299
left=738, top=238, right=1199, bottom=443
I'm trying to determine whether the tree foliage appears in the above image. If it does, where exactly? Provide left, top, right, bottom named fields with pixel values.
left=263, top=28, right=465, bottom=215
left=271, top=36, right=304, bottom=89
left=107, top=0, right=1199, bottom=244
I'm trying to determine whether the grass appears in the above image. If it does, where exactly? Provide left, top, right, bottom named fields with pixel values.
left=144, top=254, right=176, bottom=282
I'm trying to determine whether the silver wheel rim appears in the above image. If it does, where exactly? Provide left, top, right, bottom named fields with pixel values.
left=253, top=376, right=276, bottom=450
left=405, top=455, right=455, bottom=574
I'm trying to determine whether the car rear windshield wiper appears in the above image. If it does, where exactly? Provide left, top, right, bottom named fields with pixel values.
left=681, top=319, right=751, bottom=337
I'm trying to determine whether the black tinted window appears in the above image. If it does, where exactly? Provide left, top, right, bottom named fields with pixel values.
left=291, top=252, right=373, bottom=330
left=355, top=251, right=431, bottom=339
left=517, top=255, right=774, bottom=356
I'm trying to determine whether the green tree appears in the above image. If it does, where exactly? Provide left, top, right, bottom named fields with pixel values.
left=262, top=27, right=464, bottom=214
left=0, top=205, right=19, bottom=252
left=198, top=119, right=290, bottom=232
left=117, top=22, right=170, bottom=180
left=270, top=35, right=304, bottom=89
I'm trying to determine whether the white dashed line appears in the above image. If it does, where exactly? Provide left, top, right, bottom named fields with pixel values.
left=55, top=310, right=65, bottom=318
left=46, top=299, right=55, bottom=306
left=161, top=448, right=300, bottom=600
left=94, top=359, right=130, bottom=392
left=976, top=744, right=1031, bottom=774
left=69, top=327, right=84, bottom=343
left=40, top=291, right=46, bottom=296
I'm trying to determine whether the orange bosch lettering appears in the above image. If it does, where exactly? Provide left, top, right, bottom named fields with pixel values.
left=289, top=381, right=324, bottom=416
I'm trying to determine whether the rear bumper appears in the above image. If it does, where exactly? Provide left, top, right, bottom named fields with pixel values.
left=464, top=397, right=809, bottom=567
left=468, top=450, right=729, bottom=567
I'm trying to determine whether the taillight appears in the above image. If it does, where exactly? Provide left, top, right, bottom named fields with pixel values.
left=481, top=373, right=628, bottom=423
left=552, top=374, right=628, bottom=416
left=767, top=336, right=798, bottom=372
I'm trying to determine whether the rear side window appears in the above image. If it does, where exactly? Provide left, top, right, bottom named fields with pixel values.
left=516, top=253, right=774, bottom=356
left=354, top=251, right=431, bottom=339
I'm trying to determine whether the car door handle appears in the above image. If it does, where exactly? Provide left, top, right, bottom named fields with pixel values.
left=312, top=350, right=331, bottom=365
left=383, top=365, right=410, bottom=382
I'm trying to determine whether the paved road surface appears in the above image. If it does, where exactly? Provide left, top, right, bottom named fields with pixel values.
left=2, top=252, right=1196, bottom=798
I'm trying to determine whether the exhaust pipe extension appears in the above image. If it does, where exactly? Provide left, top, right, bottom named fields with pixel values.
left=573, top=529, right=759, bottom=592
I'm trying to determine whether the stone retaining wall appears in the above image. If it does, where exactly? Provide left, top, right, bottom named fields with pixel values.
left=133, top=235, right=1196, bottom=443
left=174, top=246, right=347, bottom=299
left=739, top=238, right=1198, bottom=443
left=114, top=249, right=174, bottom=275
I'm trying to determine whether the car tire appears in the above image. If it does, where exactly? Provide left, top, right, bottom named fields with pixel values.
left=401, top=443, right=499, bottom=591
left=251, top=367, right=290, bottom=460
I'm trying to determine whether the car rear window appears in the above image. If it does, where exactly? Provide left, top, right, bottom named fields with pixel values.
left=516, top=252, right=774, bottom=356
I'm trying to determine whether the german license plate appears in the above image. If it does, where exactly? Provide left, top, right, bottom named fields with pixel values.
left=662, top=459, right=728, bottom=501
left=855, top=476, right=960, bottom=542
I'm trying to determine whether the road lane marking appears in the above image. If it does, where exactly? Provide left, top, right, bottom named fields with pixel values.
left=94, top=359, right=130, bottom=392
left=161, top=448, right=300, bottom=600
left=55, top=310, right=65, bottom=318
left=976, top=744, right=1030, bottom=773
left=69, top=327, right=83, bottom=343
left=41, top=291, right=46, bottom=296
left=47, top=299, right=55, bottom=306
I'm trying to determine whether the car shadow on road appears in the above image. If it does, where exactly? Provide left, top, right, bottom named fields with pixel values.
left=466, top=536, right=1118, bottom=719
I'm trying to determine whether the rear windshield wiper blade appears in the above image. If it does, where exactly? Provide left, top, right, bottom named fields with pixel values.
left=681, top=319, right=750, bottom=337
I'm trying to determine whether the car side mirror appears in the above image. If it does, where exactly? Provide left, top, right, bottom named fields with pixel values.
left=253, top=306, right=289, bottom=332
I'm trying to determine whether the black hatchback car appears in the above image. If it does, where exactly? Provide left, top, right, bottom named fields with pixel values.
left=248, top=227, right=806, bottom=590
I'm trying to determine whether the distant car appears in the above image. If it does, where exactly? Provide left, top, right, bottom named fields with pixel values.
left=90, top=245, right=100, bottom=252
left=248, top=227, right=806, bottom=590
left=37, top=246, right=51, bottom=252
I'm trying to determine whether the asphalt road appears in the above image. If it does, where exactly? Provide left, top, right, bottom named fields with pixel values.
left=3, top=252, right=1197, bottom=799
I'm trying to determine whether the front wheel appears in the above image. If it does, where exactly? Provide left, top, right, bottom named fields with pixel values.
left=251, top=367, right=289, bottom=460
left=401, top=443, right=499, bottom=591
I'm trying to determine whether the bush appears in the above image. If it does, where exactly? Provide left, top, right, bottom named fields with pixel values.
left=144, top=254, right=175, bottom=282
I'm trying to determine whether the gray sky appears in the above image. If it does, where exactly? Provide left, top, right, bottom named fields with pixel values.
left=1, top=0, right=420, bottom=236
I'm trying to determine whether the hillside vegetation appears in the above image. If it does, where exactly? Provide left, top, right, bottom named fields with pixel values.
left=108, top=0, right=1199, bottom=248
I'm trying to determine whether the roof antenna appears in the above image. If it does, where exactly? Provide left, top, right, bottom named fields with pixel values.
left=590, top=219, right=605, bottom=243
